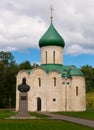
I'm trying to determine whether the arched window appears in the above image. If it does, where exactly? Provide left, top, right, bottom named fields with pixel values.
left=76, top=86, right=78, bottom=96
left=45, top=51, right=47, bottom=64
left=53, top=77, right=56, bottom=86
left=53, top=51, right=55, bottom=64
left=37, top=97, right=41, bottom=111
left=38, top=78, right=41, bottom=87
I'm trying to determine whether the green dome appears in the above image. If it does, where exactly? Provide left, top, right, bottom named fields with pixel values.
left=69, top=68, right=84, bottom=76
left=39, top=22, right=65, bottom=48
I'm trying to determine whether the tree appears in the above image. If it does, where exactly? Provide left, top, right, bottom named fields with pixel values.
left=0, top=63, right=6, bottom=107
left=0, top=51, right=18, bottom=108
left=80, top=65, right=94, bottom=92
left=19, top=61, right=32, bottom=70
left=5, top=64, right=19, bottom=107
left=0, top=51, right=15, bottom=67
left=32, top=63, right=39, bottom=68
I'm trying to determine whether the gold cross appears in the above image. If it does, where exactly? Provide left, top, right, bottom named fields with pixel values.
left=50, top=5, right=53, bottom=20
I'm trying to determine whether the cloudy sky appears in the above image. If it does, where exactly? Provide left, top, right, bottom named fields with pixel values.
left=0, top=0, right=94, bottom=67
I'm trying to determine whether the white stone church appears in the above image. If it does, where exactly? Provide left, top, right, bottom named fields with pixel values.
left=16, top=18, right=86, bottom=112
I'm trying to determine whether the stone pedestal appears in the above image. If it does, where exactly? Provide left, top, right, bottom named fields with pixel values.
left=17, top=92, right=30, bottom=117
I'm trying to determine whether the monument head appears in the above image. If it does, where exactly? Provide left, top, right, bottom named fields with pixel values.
left=18, top=77, right=30, bottom=92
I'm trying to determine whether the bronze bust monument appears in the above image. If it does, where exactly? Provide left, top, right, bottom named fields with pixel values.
left=18, top=77, right=30, bottom=92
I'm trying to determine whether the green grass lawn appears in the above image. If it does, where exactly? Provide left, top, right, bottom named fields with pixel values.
left=0, top=110, right=16, bottom=119
left=0, top=120, right=94, bottom=130
left=86, top=90, right=94, bottom=109
left=55, top=110, right=94, bottom=120
left=0, top=110, right=94, bottom=130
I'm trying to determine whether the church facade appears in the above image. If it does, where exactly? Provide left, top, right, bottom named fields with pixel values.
left=16, top=20, right=86, bottom=112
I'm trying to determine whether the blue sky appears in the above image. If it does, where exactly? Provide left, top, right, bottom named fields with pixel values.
left=0, top=0, right=94, bottom=68
left=12, top=48, right=40, bottom=65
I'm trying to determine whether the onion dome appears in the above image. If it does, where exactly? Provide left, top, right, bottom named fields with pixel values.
left=39, top=21, right=65, bottom=48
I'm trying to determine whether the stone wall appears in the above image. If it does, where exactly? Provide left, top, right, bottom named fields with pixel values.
left=70, top=76, right=86, bottom=111
left=16, top=69, right=86, bottom=112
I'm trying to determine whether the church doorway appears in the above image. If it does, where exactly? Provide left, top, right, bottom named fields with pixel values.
left=37, top=97, right=41, bottom=111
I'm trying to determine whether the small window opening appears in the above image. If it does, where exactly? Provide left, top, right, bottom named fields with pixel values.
left=38, top=78, right=41, bottom=87
left=67, top=82, right=70, bottom=85
left=45, top=51, right=47, bottom=64
left=76, top=86, right=78, bottom=96
left=53, top=77, right=56, bottom=86
left=53, top=98, right=56, bottom=101
left=53, top=51, right=55, bottom=63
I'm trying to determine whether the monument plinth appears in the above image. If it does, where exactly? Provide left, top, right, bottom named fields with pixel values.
left=17, top=77, right=30, bottom=117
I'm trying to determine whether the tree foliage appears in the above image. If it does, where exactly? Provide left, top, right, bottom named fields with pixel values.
left=19, top=61, right=32, bottom=70
left=80, top=65, right=94, bottom=92
left=0, top=51, right=18, bottom=108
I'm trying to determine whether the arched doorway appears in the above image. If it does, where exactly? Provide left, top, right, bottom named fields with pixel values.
left=37, top=97, right=41, bottom=111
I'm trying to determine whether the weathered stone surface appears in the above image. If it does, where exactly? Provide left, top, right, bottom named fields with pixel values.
left=40, top=46, right=63, bottom=64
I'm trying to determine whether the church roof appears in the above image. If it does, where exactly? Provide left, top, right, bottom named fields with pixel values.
left=39, top=22, right=65, bottom=48
left=41, top=64, right=68, bottom=73
left=26, top=64, right=84, bottom=77
left=41, top=64, right=84, bottom=77
left=69, top=68, right=84, bottom=76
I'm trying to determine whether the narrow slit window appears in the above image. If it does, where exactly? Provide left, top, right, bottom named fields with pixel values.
left=53, top=51, right=55, bottom=64
left=76, top=86, right=78, bottom=96
left=54, top=77, right=56, bottom=86
left=45, top=51, right=47, bottom=64
left=38, top=78, right=41, bottom=87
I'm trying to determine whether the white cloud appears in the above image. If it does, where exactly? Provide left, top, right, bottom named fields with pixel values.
left=0, top=47, right=16, bottom=52
left=0, top=0, right=94, bottom=55
left=0, top=9, right=47, bottom=51
left=65, top=44, right=94, bottom=55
